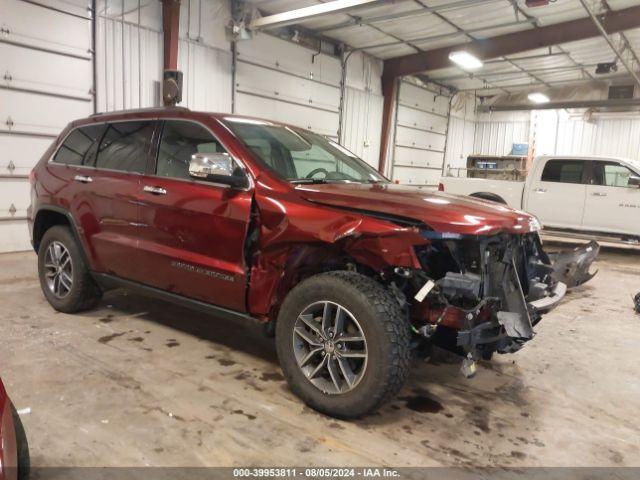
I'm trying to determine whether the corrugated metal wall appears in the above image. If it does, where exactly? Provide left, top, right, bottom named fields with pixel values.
left=341, top=52, right=383, bottom=169
left=555, top=114, right=640, bottom=159
left=473, top=111, right=531, bottom=156
left=96, top=8, right=163, bottom=112
left=444, top=93, right=476, bottom=170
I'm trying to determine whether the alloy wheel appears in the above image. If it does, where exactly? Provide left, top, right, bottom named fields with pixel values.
left=44, top=241, right=73, bottom=299
left=292, top=301, right=367, bottom=395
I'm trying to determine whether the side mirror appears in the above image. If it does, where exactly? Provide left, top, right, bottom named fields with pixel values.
left=189, top=152, right=248, bottom=188
left=628, top=175, right=640, bottom=188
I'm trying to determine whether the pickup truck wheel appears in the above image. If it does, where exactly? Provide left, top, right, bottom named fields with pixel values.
left=37, top=226, right=102, bottom=313
left=275, top=271, right=411, bottom=418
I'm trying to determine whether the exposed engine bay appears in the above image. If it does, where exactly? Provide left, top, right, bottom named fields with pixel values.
left=391, top=233, right=599, bottom=374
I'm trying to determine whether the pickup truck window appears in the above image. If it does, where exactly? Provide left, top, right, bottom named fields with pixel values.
left=222, top=118, right=386, bottom=184
left=592, top=162, right=636, bottom=188
left=540, top=160, right=584, bottom=184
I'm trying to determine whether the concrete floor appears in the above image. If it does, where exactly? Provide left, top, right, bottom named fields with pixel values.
left=1, top=245, right=639, bottom=468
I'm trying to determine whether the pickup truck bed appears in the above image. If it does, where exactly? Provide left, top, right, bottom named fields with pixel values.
left=440, top=155, right=640, bottom=242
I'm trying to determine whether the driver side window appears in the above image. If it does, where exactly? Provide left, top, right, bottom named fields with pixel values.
left=156, top=120, right=227, bottom=180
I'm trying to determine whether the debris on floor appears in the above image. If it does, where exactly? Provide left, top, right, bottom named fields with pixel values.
left=634, top=292, right=640, bottom=314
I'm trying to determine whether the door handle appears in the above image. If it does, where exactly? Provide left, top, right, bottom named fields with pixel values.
left=143, top=185, right=167, bottom=195
left=74, top=174, right=93, bottom=183
left=591, top=192, right=607, bottom=197
left=534, top=188, right=546, bottom=193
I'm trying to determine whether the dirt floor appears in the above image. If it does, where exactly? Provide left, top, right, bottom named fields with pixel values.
left=1, top=243, right=639, bottom=468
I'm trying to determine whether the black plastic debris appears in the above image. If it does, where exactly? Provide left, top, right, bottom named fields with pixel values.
left=634, top=292, right=640, bottom=314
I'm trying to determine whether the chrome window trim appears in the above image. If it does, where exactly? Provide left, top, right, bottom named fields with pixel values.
left=48, top=117, right=254, bottom=192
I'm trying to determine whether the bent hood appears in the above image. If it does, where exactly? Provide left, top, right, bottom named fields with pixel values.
left=296, top=183, right=539, bottom=236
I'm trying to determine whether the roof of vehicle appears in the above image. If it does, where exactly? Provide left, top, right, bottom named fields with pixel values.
left=82, top=107, right=305, bottom=132
left=535, top=154, right=640, bottom=171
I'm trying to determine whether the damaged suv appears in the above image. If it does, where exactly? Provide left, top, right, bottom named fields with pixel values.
left=28, top=108, right=598, bottom=418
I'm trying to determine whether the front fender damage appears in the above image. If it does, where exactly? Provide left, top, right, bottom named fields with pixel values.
left=246, top=193, right=428, bottom=318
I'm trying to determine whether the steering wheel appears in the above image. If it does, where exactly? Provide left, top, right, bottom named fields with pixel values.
left=306, top=168, right=329, bottom=179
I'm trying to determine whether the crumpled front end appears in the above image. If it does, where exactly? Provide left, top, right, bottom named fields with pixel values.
left=405, top=232, right=598, bottom=370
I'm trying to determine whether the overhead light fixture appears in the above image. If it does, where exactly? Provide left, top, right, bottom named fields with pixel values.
left=528, top=92, right=550, bottom=104
left=448, top=51, right=483, bottom=70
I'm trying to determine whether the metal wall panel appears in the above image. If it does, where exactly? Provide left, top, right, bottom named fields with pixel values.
left=235, top=34, right=342, bottom=137
left=555, top=115, right=640, bottom=159
left=445, top=115, right=476, bottom=170
left=0, top=0, right=93, bottom=252
left=340, top=87, right=383, bottom=169
left=96, top=14, right=163, bottom=111
left=178, top=39, right=232, bottom=113
left=473, top=119, right=530, bottom=156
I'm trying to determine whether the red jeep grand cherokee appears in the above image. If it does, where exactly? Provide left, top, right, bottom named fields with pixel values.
left=28, top=107, right=598, bottom=418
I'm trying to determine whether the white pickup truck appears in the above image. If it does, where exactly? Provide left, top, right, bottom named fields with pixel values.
left=439, top=155, right=640, bottom=242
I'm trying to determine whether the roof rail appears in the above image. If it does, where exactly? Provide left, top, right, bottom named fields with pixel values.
left=90, top=106, right=190, bottom=117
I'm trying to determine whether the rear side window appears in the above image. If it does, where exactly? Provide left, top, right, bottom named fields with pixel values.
left=540, top=160, right=584, bottom=184
left=53, top=125, right=105, bottom=166
left=156, top=120, right=227, bottom=180
left=96, top=121, right=155, bottom=173
left=592, top=162, right=636, bottom=188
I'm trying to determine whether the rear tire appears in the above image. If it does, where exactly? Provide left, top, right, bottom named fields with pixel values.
left=275, top=271, right=411, bottom=419
left=37, top=225, right=102, bottom=313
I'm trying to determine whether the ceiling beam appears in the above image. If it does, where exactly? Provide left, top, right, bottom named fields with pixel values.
left=478, top=97, right=640, bottom=112
left=249, top=0, right=386, bottom=31
left=578, top=0, right=640, bottom=88
left=383, top=4, right=640, bottom=79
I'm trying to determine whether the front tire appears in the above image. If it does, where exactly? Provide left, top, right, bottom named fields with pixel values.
left=37, top=225, right=102, bottom=313
left=275, top=271, right=411, bottom=418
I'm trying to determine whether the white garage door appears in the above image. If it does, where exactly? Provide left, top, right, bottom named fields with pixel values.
left=235, top=34, right=342, bottom=138
left=391, top=81, right=450, bottom=187
left=0, top=0, right=93, bottom=252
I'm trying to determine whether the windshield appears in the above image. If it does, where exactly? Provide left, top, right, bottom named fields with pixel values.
left=221, top=117, right=388, bottom=184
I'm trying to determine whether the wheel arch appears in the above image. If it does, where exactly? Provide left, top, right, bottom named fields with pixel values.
left=33, top=205, right=91, bottom=267
left=469, top=192, right=507, bottom=204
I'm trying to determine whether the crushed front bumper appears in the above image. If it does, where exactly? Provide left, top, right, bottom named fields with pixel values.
left=452, top=237, right=597, bottom=357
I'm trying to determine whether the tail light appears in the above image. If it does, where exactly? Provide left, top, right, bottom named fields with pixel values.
left=438, top=182, right=444, bottom=191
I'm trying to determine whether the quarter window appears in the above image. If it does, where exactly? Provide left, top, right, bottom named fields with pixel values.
left=96, top=121, right=155, bottom=173
left=540, top=160, right=585, bottom=184
left=53, top=125, right=105, bottom=166
left=156, top=121, right=228, bottom=180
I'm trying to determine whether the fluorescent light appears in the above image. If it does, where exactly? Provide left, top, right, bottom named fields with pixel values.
left=528, top=92, right=550, bottom=104
left=448, top=51, right=483, bottom=70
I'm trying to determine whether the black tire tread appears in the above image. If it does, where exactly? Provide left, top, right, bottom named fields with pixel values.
left=324, top=271, right=412, bottom=412
left=276, top=270, right=411, bottom=418
left=38, top=225, right=102, bottom=313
